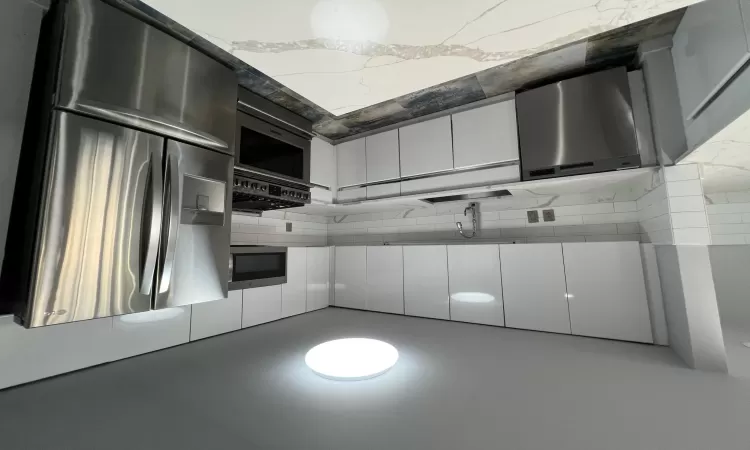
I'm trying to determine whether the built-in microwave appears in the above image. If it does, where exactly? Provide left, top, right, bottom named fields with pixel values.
left=228, top=246, right=287, bottom=290
left=235, top=110, right=311, bottom=187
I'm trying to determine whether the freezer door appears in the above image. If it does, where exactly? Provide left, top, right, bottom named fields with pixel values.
left=56, top=0, right=237, bottom=153
left=155, top=141, right=232, bottom=309
left=24, top=112, right=164, bottom=327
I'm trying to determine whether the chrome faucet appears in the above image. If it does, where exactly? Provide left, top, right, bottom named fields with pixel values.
left=456, top=202, right=478, bottom=239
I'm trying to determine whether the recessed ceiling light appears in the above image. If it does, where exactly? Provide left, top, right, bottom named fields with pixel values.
left=450, top=292, right=495, bottom=303
left=305, top=338, right=399, bottom=381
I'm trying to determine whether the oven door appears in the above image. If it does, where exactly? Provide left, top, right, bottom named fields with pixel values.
left=229, top=246, right=287, bottom=290
left=235, top=112, right=311, bottom=185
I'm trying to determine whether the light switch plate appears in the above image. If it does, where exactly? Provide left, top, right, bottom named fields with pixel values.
left=543, top=209, right=555, bottom=222
left=527, top=210, right=539, bottom=223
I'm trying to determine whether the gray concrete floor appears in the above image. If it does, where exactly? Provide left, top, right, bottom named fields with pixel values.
left=1, top=307, right=749, bottom=450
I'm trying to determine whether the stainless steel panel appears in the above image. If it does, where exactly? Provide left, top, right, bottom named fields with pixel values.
left=517, top=67, right=640, bottom=180
left=155, top=141, right=232, bottom=309
left=57, top=0, right=237, bottom=153
left=26, top=112, right=162, bottom=327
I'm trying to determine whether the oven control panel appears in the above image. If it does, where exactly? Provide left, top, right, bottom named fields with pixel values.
left=232, top=173, right=311, bottom=211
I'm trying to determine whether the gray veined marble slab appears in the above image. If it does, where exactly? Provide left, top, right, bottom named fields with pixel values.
left=108, top=0, right=685, bottom=141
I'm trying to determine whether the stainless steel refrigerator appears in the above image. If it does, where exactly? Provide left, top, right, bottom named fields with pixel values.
left=0, top=0, right=237, bottom=327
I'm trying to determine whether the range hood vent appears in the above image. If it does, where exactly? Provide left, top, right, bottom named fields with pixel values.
left=421, top=189, right=511, bottom=204
left=517, top=66, right=641, bottom=181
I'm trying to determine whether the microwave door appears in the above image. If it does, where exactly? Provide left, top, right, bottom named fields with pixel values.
left=22, top=112, right=162, bottom=327
left=154, top=140, right=232, bottom=309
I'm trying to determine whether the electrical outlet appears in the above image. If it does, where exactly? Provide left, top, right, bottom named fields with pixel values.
left=527, top=210, right=539, bottom=223
left=286, top=222, right=292, bottom=232
left=543, top=209, right=555, bottom=222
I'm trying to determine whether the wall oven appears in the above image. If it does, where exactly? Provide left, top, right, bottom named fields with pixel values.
left=229, top=246, right=287, bottom=290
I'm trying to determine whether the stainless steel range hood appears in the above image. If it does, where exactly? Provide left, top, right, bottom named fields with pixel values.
left=516, top=67, right=641, bottom=181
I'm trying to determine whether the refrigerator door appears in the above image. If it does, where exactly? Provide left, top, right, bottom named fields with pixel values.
left=155, top=141, right=232, bottom=309
left=25, top=112, right=164, bottom=327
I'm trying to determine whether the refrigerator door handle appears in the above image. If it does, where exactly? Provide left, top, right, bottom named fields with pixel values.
left=140, top=149, right=163, bottom=295
left=159, top=152, right=182, bottom=294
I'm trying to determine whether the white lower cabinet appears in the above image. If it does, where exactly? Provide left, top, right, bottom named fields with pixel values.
left=366, top=246, right=404, bottom=314
left=282, top=247, right=307, bottom=318
left=562, top=242, right=653, bottom=343
left=242, top=285, right=282, bottom=328
left=403, top=245, right=450, bottom=320
left=334, top=246, right=367, bottom=309
left=500, top=244, right=571, bottom=334
left=306, top=247, right=331, bottom=311
left=447, top=245, right=504, bottom=326
left=190, top=291, right=243, bottom=341
left=111, top=306, right=192, bottom=360
left=0, top=315, right=113, bottom=390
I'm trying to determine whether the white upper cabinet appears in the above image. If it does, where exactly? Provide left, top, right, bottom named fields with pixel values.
left=366, top=130, right=400, bottom=182
left=190, top=291, right=243, bottom=341
left=310, top=137, right=336, bottom=189
left=562, top=242, right=653, bottom=343
left=452, top=99, right=519, bottom=169
left=365, top=129, right=401, bottom=199
left=399, top=116, right=454, bottom=177
left=447, top=244, right=504, bottom=326
left=403, top=245, right=450, bottom=320
left=334, top=246, right=367, bottom=310
left=366, top=246, right=404, bottom=314
left=500, top=244, right=571, bottom=334
left=336, top=138, right=367, bottom=187
left=281, top=247, right=307, bottom=318
left=672, top=0, right=750, bottom=121
left=242, top=285, right=282, bottom=328
left=306, top=247, right=330, bottom=312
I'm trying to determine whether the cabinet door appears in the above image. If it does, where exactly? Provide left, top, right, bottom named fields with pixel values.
left=562, top=242, right=653, bottom=343
left=334, top=246, right=367, bottom=310
left=399, top=116, right=453, bottom=177
left=452, top=100, right=519, bottom=169
left=500, top=244, right=570, bottom=334
left=306, top=247, right=330, bottom=311
left=366, top=129, right=400, bottom=182
left=366, top=246, right=404, bottom=314
left=336, top=138, right=366, bottom=187
left=404, top=245, right=450, bottom=320
left=242, top=285, right=282, bottom=328
left=111, top=307, right=192, bottom=360
left=672, top=0, right=750, bottom=120
left=448, top=245, right=504, bottom=326
left=310, top=138, right=336, bottom=189
left=190, top=291, right=243, bottom=340
left=282, top=247, right=307, bottom=318
left=0, top=315, right=113, bottom=390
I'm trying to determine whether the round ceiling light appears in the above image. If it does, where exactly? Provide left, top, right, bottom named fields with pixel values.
left=310, top=0, right=389, bottom=43
left=305, top=338, right=399, bottom=381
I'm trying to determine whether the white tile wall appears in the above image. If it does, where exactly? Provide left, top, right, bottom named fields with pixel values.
left=232, top=211, right=328, bottom=247
left=704, top=191, right=750, bottom=244
left=637, top=165, right=711, bottom=245
left=328, top=193, right=646, bottom=245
